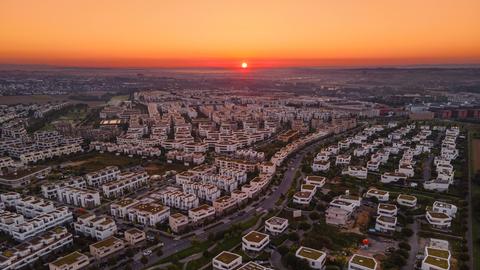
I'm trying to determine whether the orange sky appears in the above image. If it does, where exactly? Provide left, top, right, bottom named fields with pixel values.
left=1, top=0, right=480, bottom=68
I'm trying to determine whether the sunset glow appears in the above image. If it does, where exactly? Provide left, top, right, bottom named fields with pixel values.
left=241, top=62, right=248, bottom=69
left=1, top=0, right=479, bottom=67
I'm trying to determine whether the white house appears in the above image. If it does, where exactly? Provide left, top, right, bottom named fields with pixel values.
left=396, top=194, right=417, bottom=208
left=295, top=246, right=326, bottom=269
left=212, top=251, right=243, bottom=270
left=375, top=215, right=397, bottom=233
left=342, top=166, right=368, bottom=179
left=242, top=231, right=270, bottom=252
left=348, top=254, right=378, bottom=270
left=365, top=189, right=389, bottom=202
left=265, top=216, right=288, bottom=235
left=381, top=172, right=407, bottom=184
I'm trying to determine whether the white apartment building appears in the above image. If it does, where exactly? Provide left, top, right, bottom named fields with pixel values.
left=102, top=171, right=149, bottom=198
left=325, top=206, right=351, bottom=226
left=381, top=172, right=407, bottom=184
left=375, top=215, right=397, bottom=233
left=432, top=201, right=457, bottom=217
left=342, top=166, right=368, bottom=179
left=212, top=251, right=242, bottom=270
left=127, top=202, right=170, bottom=226
left=49, top=251, right=90, bottom=270
left=188, top=204, right=216, bottom=224
left=397, top=194, right=417, bottom=208
left=304, top=176, right=326, bottom=188
left=242, top=231, right=270, bottom=252
left=348, top=254, right=378, bottom=270
left=154, top=189, right=199, bottom=210
left=74, top=214, right=117, bottom=240
left=421, top=240, right=451, bottom=270
left=396, top=164, right=415, bottom=177
left=293, top=191, right=313, bottom=205
left=89, top=236, right=125, bottom=260
left=424, top=179, right=450, bottom=192
left=56, top=187, right=101, bottom=208
left=426, top=211, right=452, bottom=229
left=264, top=216, right=288, bottom=235
left=366, top=161, right=380, bottom=171
left=19, top=144, right=83, bottom=164
left=231, top=190, right=248, bottom=205
left=8, top=206, right=72, bottom=241
left=295, top=246, right=326, bottom=270
left=365, top=189, right=389, bottom=202
left=41, top=177, right=86, bottom=199
left=335, top=154, right=351, bottom=165
left=169, top=213, right=189, bottom=233
left=312, top=160, right=330, bottom=172
left=213, top=196, right=237, bottom=214
left=377, top=203, right=397, bottom=216
left=0, top=227, right=73, bottom=270
left=85, top=166, right=120, bottom=187
left=182, top=182, right=221, bottom=202
left=110, top=198, right=138, bottom=218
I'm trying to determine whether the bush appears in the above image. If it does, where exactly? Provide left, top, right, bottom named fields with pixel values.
left=402, top=228, right=413, bottom=237
left=309, top=212, right=321, bottom=220
left=398, top=242, right=411, bottom=251
left=278, top=245, right=289, bottom=256
left=299, top=222, right=312, bottom=230
left=288, top=232, right=300, bottom=242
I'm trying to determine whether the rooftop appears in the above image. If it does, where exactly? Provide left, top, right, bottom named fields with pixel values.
left=50, top=252, right=87, bottom=267
left=243, top=231, right=268, bottom=243
left=297, top=246, right=325, bottom=260
left=350, top=254, right=377, bottom=269
left=213, top=251, right=241, bottom=264
left=424, top=256, right=449, bottom=269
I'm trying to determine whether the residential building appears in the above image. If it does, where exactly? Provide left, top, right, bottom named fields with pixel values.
left=74, top=214, right=117, bottom=240
left=89, top=237, right=125, bottom=260
left=48, top=252, right=89, bottom=270
left=397, top=194, right=417, bottom=208
left=212, top=251, right=242, bottom=270
left=127, top=202, right=170, bottom=226
left=242, top=231, right=269, bottom=252
left=375, top=215, right=397, bottom=232
left=169, top=213, right=189, bottom=233
left=348, top=254, right=378, bottom=270
left=188, top=204, right=216, bottom=224
left=264, top=216, right=288, bottom=235
left=124, top=228, right=146, bottom=245
left=295, top=246, right=326, bottom=270
left=365, top=189, right=389, bottom=202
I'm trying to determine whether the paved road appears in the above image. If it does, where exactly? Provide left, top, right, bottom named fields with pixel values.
left=403, top=218, right=421, bottom=270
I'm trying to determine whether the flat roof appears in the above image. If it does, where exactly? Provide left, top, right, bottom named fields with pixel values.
left=426, top=247, right=450, bottom=259
left=243, top=231, right=268, bottom=243
left=350, top=254, right=377, bottom=269
left=50, top=252, right=87, bottom=267
left=91, top=237, right=122, bottom=249
left=297, top=246, right=325, bottom=260
left=378, top=203, right=397, bottom=211
left=213, top=251, right=241, bottom=264
left=424, top=256, right=449, bottom=269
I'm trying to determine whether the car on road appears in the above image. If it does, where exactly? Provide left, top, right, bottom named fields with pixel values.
left=143, top=249, right=152, bottom=256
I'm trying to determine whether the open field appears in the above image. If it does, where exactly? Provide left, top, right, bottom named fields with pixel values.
left=0, top=95, right=106, bottom=106
left=107, top=94, right=129, bottom=106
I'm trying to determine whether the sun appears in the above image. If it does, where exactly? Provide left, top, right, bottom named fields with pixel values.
left=241, top=62, right=248, bottom=69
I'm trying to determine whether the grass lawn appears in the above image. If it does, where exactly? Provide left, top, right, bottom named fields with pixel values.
left=472, top=184, right=480, bottom=269
left=57, top=152, right=143, bottom=173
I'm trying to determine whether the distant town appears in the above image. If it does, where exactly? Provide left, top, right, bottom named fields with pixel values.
left=0, top=67, right=479, bottom=270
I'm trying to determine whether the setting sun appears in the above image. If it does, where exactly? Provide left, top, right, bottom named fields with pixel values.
left=241, top=62, right=248, bottom=69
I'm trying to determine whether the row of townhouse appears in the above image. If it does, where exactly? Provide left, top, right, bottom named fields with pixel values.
left=165, top=150, right=205, bottom=165
left=182, top=182, right=221, bottom=202
left=152, top=188, right=199, bottom=211
left=19, top=144, right=83, bottom=164
left=74, top=214, right=117, bottom=240
left=41, top=176, right=86, bottom=199
left=424, top=127, right=459, bottom=192
left=214, top=157, right=258, bottom=172
left=85, top=166, right=120, bottom=187
left=0, top=227, right=73, bottom=270
left=110, top=198, right=170, bottom=226
left=102, top=171, right=149, bottom=198
left=1, top=193, right=56, bottom=218
left=271, top=130, right=330, bottom=166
